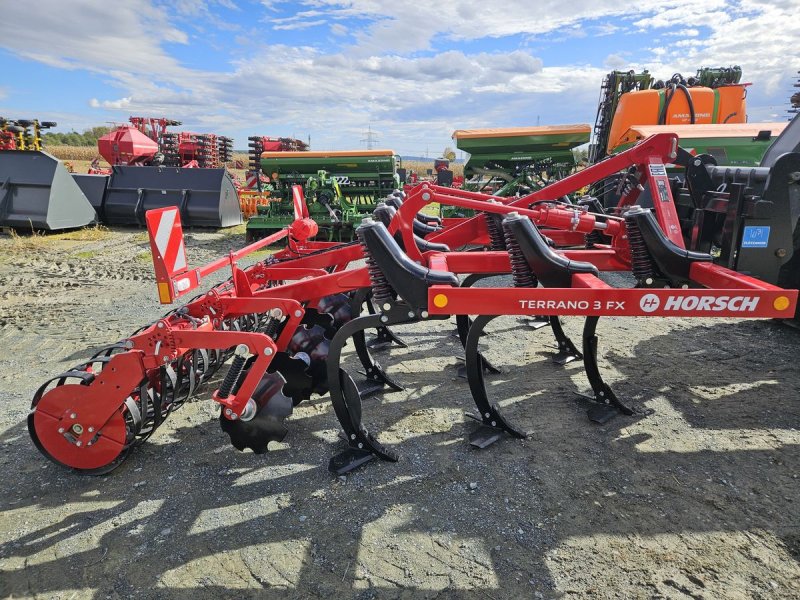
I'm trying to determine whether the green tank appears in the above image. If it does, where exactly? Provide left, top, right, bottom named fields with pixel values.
left=454, top=124, right=591, bottom=180
left=446, top=124, right=591, bottom=217
left=246, top=149, right=400, bottom=241
left=609, top=123, right=787, bottom=167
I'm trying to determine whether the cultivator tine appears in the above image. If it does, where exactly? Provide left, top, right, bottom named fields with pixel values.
left=454, top=274, right=501, bottom=378
left=353, top=327, right=404, bottom=397
left=328, top=370, right=399, bottom=474
left=326, top=312, right=403, bottom=473
left=549, top=317, right=582, bottom=365
left=580, top=316, right=635, bottom=423
left=526, top=316, right=550, bottom=330
left=454, top=314, right=501, bottom=378
left=463, top=315, right=528, bottom=448
left=364, top=296, right=407, bottom=350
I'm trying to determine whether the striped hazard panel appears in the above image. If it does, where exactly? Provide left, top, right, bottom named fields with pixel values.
left=145, top=207, right=190, bottom=304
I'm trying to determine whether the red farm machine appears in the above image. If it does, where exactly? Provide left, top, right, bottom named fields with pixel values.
left=25, top=129, right=800, bottom=476
left=0, top=115, right=241, bottom=231
left=78, top=116, right=241, bottom=228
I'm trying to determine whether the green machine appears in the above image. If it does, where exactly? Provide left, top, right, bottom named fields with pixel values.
left=609, top=123, right=788, bottom=167
left=246, top=149, right=400, bottom=241
left=448, top=124, right=591, bottom=216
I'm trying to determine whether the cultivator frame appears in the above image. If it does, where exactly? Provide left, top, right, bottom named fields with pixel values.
left=27, top=133, right=797, bottom=476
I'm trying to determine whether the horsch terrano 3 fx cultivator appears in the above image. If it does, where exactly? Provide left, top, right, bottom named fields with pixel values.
left=27, top=133, right=797, bottom=475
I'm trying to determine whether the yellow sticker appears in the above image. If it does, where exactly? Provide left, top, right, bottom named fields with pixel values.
left=773, top=296, right=790, bottom=311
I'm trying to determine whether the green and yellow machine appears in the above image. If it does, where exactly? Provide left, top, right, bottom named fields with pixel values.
left=246, top=149, right=400, bottom=241
left=448, top=124, right=591, bottom=216
left=609, top=122, right=787, bottom=167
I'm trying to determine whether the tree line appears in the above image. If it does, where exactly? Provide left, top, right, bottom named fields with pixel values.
left=43, top=126, right=113, bottom=146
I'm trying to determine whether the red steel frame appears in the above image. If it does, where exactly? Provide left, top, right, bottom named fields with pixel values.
left=30, top=133, right=798, bottom=471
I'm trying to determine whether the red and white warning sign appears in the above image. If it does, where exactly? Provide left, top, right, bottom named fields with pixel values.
left=149, top=207, right=187, bottom=276
left=145, top=207, right=193, bottom=304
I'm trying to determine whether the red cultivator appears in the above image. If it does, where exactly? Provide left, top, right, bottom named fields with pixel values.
left=27, top=133, right=797, bottom=475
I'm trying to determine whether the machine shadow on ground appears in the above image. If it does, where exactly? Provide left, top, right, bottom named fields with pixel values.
left=1, top=316, right=799, bottom=598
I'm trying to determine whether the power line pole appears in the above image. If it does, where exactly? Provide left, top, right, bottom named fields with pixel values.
left=360, top=124, right=379, bottom=149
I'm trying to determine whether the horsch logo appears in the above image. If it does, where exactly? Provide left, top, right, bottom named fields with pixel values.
left=639, top=294, right=760, bottom=313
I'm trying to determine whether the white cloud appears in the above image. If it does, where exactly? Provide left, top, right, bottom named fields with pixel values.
left=604, top=54, right=628, bottom=69
left=0, top=0, right=797, bottom=155
left=273, top=19, right=328, bottom=30
left=89, top=97, right=132, bottom=109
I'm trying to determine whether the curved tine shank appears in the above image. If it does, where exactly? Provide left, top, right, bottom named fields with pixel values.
left=464, top=314, right=527, bottom=448
left=581, top=316, right=635, bottom=423
left=549, top=317, right=583, bottom=365
left=326, top=313, right=400, bottom=474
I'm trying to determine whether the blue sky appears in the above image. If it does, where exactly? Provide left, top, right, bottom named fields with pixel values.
left=1, top=0, right=797, bottom=157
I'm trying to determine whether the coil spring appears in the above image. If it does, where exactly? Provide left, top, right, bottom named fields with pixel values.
left=502, top=221, right=538, bottom=288
left=484, top=212, right=507, bottom=251
left=624, top=214, right=656, bottom=283
left=357, top=228, right=394, bottom=306
left=218, top=355, right=246, bottom=398
left=585, top=229, right=604, bottom=248
left=262, top=315, right=280, bottom=339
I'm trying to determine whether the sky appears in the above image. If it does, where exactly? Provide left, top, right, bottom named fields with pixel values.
left=0, top=0, right=798, bottom=157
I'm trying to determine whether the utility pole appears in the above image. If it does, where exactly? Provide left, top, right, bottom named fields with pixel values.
left=360, top=125, right=379, bottom=149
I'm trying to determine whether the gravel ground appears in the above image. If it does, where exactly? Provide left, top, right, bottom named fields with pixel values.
left=0, top=227, right=798, bottom=599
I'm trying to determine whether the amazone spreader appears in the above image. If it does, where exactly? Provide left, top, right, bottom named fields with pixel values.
left=27, top=133, right=798, bottom=475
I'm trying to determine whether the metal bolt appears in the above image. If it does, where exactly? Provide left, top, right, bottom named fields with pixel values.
left=225, top=408, right=233, bottom=417
left=265, top=347, right=273, bottom=356
left=485, top=412, right=490, bottom=418
left=294, top=310, right=302, bottom=318
left=70, top=413, right=77, bottom=419
left=163, top=356, right=169, bottom=363
left=76, top=441, right=82, bottom=447
left=380, top=316, right=388, bottom=323
left=422, top=192, right=431, bottom=201
left=408, top=311, right=415, bottom=318
left=358, top=443, right=364, bottom=449
left=351, top=434, right=356, bottom=440
left=693, top=159, right=702, bottom=167
left=382, top=303, right=392, bottom=311
left=421, top=311, right=429, bottom=318
left=72, top=424, right=84, bottom=435
left=598, top=391, right=605, bottom=397
left=58, top=427, right=65, bottom=434
left=88, top=427, right=95, bottom=433
left=491, top=421, right=497, bottom=427
left=157, top=322, right=164, bottom=329
left=776, top=248, right=787, bottom=258
left=234, top=344, right=249, bottom=357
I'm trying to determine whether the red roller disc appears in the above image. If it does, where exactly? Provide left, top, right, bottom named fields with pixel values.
left=28, top=384, right=129, bottom=472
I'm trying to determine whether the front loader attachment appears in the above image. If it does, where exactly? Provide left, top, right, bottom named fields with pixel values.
left=0, top=150, right=97, bottom=230
left=102, top=165, right=241, bottom=228
left=71, top=173, right=110, bottom=215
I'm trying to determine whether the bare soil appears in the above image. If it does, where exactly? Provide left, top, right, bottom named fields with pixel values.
left=0, top=228, right=798, bottom=599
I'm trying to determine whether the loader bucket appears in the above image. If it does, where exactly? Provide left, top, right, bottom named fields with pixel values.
left=0, top=150, right=97, bottom=230
left=71, top=173, right=109, bottom=215
left=102, top=166, right=242, bottom=228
